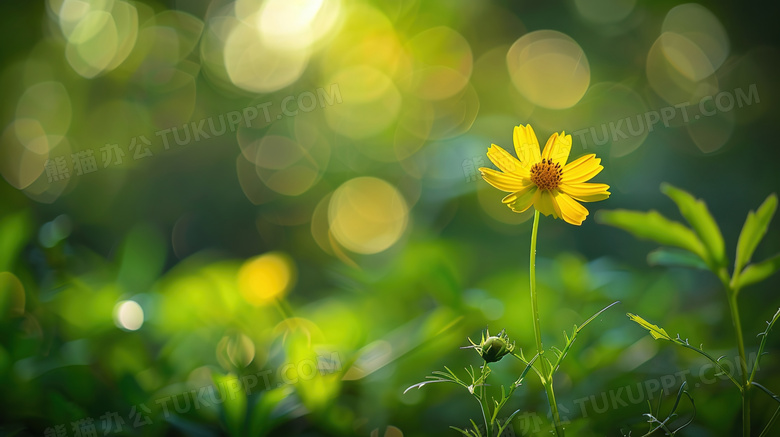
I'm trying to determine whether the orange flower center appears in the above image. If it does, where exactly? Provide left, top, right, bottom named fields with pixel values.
left=530, top=158, right=562, bottom=191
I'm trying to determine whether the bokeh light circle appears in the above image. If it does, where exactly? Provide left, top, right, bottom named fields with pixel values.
left=223, top=19, right=309, bottom=93
left=328, top=177, right=408, bottom=254
left=319, top=4, right=409, bottom=79
left=570, top=82, right=649, bottom=157
left=57, top=0, right=139, bottom=78
left=403, top=26, right=473, bottom=101
left=238, top=252, right=296, bottom=305
left=256, top=0, right=341, bottom=50
left=660, top=32, right=715, bottom=82
left=16, top=81, right=72, bottom=137
left=662, top=4, right=729, bottom=74
left=113, top=300, right=144, bottom=331
left=216, top=332, right=256, bottom=369
left=254, top=125, right=330, bottom=196
left=325, top=65, right=401, bottom=139
left=646, top=32, right=719, bottom=104
left=254, top=135, right=318, bottom=196
left=507, top=30, right=591, bottom=109
left=575, top=0, right=636, bottom=24
left=686, top=107, right=735, bottom=154
left=0, top=120, right=50, bottom=190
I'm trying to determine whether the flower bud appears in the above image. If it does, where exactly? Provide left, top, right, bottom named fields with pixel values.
left=468, top=328, right=515, bottom=363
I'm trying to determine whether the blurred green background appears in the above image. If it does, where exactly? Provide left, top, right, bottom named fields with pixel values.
left=1, top=0, right=779, bottom=435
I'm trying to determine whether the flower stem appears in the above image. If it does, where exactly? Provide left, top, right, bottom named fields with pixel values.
left=529, top=211, right=544, bottom=372
left=529, top=210, right=564, bottom=437
left=728, top=291, right=750, bottom=436
left=479, top=364, right=492, bottom=437
left=544, top=379, right=564, bottom=436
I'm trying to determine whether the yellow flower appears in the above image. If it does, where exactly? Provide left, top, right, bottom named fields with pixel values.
left=479, top=124, right=610, bottom=225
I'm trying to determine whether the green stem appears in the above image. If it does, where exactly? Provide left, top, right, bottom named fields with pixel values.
left=479, top=364, right=492, bottom=437
left=528, top=210, right=564, bottom=436
left=749, top=308, right=780, bottom=384
left=728, top=291, right=750, bottom=436
left=544, top=380, right=564, bottom=436
left=529, top=211, right=547, bottom=368
left=758, top=406, right=780, bottom=437
left=529, top=210, right=544, bottom=378
left=677, top=342, right=741, bottom=390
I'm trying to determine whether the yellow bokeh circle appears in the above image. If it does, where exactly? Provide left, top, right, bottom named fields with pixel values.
left=662, top=3, right=729, bottom=74
left=403, top=26, right=473, bottom=101
left=325, top=65, right=401, bottom=139
left=238, top=252, right=296, bottom=305
left=507, top=30, right=591, bottom=109
left=328, top=177, right=408, bottom=254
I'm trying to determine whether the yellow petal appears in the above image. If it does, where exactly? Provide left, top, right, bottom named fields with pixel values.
left=507, top=186, right=539, bottom=213
left=555, top=191, right=589, bottom=225
left=513, top=124, right=541, bottom=171
left=541, top=131, right=572, bottom=167
left=502, top=182, right=536, bottom=204
left=486, top=144, right=528, bottom=178
left=551, top=190, right=563, bottom=219
left=480, top=167, right=531, bottom=193
left=562, top=154, right=603, bottom=184
left=560, top=182, right=611, bottom=202
left=534, top=189, right=558, bottom=218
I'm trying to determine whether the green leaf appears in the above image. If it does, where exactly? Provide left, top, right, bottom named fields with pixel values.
left=596, top=209, right=707, bottom=261
left=213, top=373, right=247, bottom=437
left=248, top=386, right=295, bottom=437
left=661, top=183, right=726, bottom=269
left=737, top=254, right=780, bottom=290
left=735, top=194, right=778, bottom=277
left=627, top=313, right=673, bottom=341
left=647, top=248, right=708, bottom=270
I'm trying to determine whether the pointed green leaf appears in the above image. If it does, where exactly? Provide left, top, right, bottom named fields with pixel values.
left=213, top=373, right=247, bottom=437
left=627, top=313, right=673, bottom=341
left=596, top=209, right=707, bottom=261
left=661, top=183, right=726, bottom=269
left=248, top=386, right=294, bottom=436
left=736, top=253, right=780, bottom=290
left=647, top=247, right=708, bottom=270
left=735, top=193, right=777, bottom=276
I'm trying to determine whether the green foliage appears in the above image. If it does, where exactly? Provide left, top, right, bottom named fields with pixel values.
left=213, top=372, right=247, bottom=437
left=408, top=301, right=618, bottom=437
left=734, top=194, right=779, bottom=288
left=599, top=186, right=780, bottom=288
left=737, top=254, right=780, bottom=289
left=1, top=1, right=778, bottom=434
left=595, top=209, right=707, bottom=261
left=626, top=313, right=673, bottom=341
left=627, top=312, right=742, bottom=389
left=661, top=183, right=727, bottom=269
left=647, top=248, right=708, bottom=270
left=634, top=382, right=696, bottom=437
left=608, top=185, right=780, bottom=437
left=405, top=338, right=537, bottom=437
left=735, top=194, right=777, bottom=272
left=247, top=387, right=294, bottom=436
